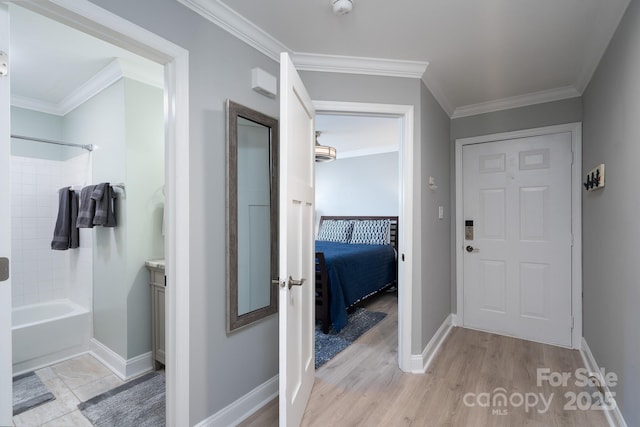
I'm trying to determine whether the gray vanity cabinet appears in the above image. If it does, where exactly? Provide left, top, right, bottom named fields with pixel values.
left=146, top=262, right=165, bottom=370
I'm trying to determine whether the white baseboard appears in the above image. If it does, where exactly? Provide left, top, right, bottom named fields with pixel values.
left=12, top=344, right=90, bottom=377
left=195, top=375, right=278, bottom=427
left=89, top=339, right=153, bottom=381
left=580, top=337, right=627, bottom=427
left=451, top=313, right=461, bottom=327
left=410, top=314, right=453, bottom=374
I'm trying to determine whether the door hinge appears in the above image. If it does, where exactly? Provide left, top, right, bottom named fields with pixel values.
left=570, top=316, right=574, bottom=329
left=0, top=51, right=7, bottom=77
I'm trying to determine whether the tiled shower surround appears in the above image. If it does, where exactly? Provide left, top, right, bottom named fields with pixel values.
left=11, top=155, right=92, bottom=308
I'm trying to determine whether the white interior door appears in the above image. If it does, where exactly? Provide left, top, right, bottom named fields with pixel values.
left=278, top=53, right=315, bottom=426
left=0, top=3, right=13, bottom=424
left=462, top=132, right=573, bottom=347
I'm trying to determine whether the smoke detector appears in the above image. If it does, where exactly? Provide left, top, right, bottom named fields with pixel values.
left=332, top=0, right=353, bottom=15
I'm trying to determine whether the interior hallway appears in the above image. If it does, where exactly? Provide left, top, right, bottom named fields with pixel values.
left=242, top=293, right=608, bottom=426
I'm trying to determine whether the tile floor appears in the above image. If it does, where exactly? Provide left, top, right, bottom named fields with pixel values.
left=13, top=354, right=127, bottom=427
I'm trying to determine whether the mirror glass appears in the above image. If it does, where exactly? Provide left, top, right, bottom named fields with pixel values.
left=227, top=100, right=278, bottom=332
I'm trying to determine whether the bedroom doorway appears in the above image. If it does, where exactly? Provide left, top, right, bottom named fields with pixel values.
left=313, top=101, right=415, bottom=372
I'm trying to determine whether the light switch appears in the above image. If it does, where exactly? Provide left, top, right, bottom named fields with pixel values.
left=438, top=206, right=444, bottom=219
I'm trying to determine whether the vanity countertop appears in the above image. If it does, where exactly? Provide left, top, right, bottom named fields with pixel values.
left=145, top=259, right=165, bottom=270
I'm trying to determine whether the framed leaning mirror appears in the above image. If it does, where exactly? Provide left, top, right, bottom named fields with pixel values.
left=226, top=100, right=279, bottom=333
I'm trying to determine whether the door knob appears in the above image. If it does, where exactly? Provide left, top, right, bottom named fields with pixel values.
left=466, top=245, right=475, bottom=253
left=287, top=276, right=306, bottom=290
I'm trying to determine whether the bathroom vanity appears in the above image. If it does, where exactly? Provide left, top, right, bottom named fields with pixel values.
left=145, top=260, right=165, bottom=370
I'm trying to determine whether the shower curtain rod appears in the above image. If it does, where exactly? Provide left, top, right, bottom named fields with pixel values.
left=11, top=134, right=93, bottom=152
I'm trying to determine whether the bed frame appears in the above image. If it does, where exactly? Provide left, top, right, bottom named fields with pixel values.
left=315, top=215, right=399, bottom=333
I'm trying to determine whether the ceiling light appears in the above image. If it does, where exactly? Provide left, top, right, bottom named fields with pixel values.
left=315, top=131, right=337, bottom=162
left=332, top=0, right=353, bottom=16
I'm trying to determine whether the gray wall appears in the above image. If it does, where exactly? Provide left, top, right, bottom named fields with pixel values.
left=582, top=0, right=640, bottom=424
left=64, top=78, right=164, bottom=360
left=449, top=97, right=583, bottom=312
left=419, top=82, right=451, bottom=350
left=123, top=79, right=164, bottom=358
left=88, top=0, right=280, bottom=423
left=65, top=80, right=128, bottom=357
left=11, top=107, right=65, bottom=160
left=315, top=151, right=399, bottom=232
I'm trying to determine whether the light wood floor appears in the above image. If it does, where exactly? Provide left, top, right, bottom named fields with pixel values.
left=241, top=293, right=608, bottom=426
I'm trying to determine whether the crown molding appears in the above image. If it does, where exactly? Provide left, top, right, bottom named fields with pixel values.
left=293, top=52, right=428, bottom=79
left=175, top=0, right=287, bottom=62
left=175, top=0, right=428, bottom=80
left=12, top=58, right=162, bottom=116
left=451, top=86, right=581, bottom=119
left=11, top=95, right=62, bottom=116
left=57, top=58, right=123, bottom=115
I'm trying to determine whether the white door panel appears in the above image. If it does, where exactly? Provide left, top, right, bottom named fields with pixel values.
left=463, top=132, right=572, bottom=346
left=0, top=3, right=12, bottom=424
left=279, top=52, right=315, bottom=427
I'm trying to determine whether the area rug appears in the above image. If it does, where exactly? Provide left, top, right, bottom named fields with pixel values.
left=78, top=372, right=165, bottom=427
left=13, top=371, right=56, bottom=415
left=315, top=308, right=387, bottom=369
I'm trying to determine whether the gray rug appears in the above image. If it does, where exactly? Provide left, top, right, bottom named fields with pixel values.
left=78, top=372, right=165, bottom=427
left=315, top=308, right=387, bottom=369
left=13, top=371, right=56, bottom=415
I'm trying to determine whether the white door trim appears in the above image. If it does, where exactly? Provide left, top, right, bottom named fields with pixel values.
left=313, top=100, right=414, bottom=372
left=454, top=122, right=582, bottom=349
left=8, top=1, right=191, bottom=424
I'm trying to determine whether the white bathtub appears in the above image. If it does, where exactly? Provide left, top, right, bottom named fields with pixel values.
left=12, top=300, right=91, bottom=374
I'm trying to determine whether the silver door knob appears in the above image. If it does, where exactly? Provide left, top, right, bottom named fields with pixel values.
left=287, top=276, right=306, bottom=290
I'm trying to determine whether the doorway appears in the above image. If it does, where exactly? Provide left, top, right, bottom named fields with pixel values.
left=314, top=101, right=415, bottom=371
left=0, top=1, right=189, bottom=424
left=455, top=123, right=583, bottom=349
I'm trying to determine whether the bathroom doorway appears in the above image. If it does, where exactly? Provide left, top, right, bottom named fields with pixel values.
left=0, top=1, right=190, bottom=424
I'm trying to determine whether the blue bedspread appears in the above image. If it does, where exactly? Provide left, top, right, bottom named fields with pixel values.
left=316, top=240, right=396, bottom=332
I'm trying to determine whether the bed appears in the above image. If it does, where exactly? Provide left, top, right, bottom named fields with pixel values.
left=315, top=215, right=399, bottom=333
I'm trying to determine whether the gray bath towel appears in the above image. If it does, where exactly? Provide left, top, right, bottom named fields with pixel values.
left=76, top=185, right=97, bottom=228
left=51, top=187, right=77, bottom=250
left=70, top=190, right=80, bottom=248
left=92, top=182, right=117, bottom=227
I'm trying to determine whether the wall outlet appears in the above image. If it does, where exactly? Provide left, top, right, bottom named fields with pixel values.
left=438, top=206, right=444, bottom=219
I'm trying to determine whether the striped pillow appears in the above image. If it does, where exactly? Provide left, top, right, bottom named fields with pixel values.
left=317, top=220, right=354, bottom=243
left=350, top=219, right=391, bottom=245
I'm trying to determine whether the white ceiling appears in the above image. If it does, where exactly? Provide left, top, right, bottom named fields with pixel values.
left=9, top=4, right=162, bottom=115
left=9, top=1, right=631, bottom=119
left=193, top=0, right=630, bottom=117
left=316, top=114, right=400, bottom=159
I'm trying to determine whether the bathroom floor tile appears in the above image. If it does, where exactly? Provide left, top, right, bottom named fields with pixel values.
left=72, top=373, right=124, bottom=402
left=15, top=353, right=161, bottom=426
left=41, top=410, right=92, bottom=427
left=51, top=353, right=112, bottom=390
left=13, top=392, right=77, bottom=427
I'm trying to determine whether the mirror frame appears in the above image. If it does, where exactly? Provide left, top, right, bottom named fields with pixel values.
left=226, top=99, right=279, bottom=333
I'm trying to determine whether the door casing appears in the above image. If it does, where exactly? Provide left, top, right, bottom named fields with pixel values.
left=314, top=100, right=414, bottom=371
left=454, top=122, right=583, bottom=349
